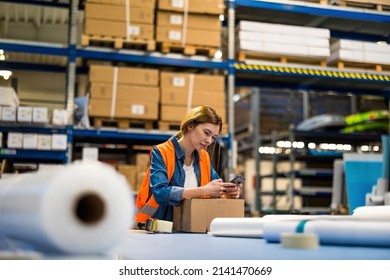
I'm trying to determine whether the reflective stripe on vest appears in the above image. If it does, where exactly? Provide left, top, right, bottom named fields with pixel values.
left=135, top=140, right=211, bottom=223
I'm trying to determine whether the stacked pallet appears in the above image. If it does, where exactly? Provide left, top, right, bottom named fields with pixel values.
left=88, top=64, right=160, bottom=129
left=156, top=0, right=224, bottom=57
left=159, top=71, right=227, bottom=133
left=328, top=39, right=390, bottom=71
left=236, top=20, right=331, bottom=66
left=82, top=0, right=156, bottom=50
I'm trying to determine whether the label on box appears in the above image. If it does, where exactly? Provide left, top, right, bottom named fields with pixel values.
left=171, top=0, right=184, bottom=8
left=51, top=134, right=67, bottom=151
left=168, top=31, right=181, bottom=41
left=172, top=77, right=185, bottom=87
left=170, top=15, right=183, bottom=25
left=131, top=105, right=145, bottom=115
left=127, top=26, right=140, bottom=36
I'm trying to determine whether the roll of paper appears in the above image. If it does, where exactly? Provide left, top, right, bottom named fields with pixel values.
left=263, top=219, right=390, bottom=247
left=0, top=161, right=134, bottom=255
left=353, top=205, right=390, bottom=219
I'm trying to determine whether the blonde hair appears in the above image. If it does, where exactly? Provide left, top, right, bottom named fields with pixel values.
left=174, top=106, right=223, bottom=139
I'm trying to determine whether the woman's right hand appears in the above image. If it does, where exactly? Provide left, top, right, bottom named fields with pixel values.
left=203, top=179, right=236, bottom=197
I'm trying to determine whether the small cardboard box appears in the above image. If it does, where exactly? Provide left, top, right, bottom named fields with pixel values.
left=85, top=4, right=155, bottom=24
left=158, top=0, right=224, bottom=15
left=157, top=11, right=221, bottom=32
left=173, top=198, right=245, bottom=232
left=86, top=0, right=156, bottom=9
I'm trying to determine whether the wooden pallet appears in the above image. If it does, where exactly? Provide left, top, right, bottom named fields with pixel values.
left=81, top=34, right=156, bottom=51
left=158, top=42, right=218, bottom=58
left=92, top=117, right=155, bottom=129
left=237, top=51, right=327, bottom=67
left=291, top=0, right=329, bottom=4
left=330, top=60, right=390, bottom=72
left=158, top=121, right=181, bottom=131
left=338, top=0, right=390, bottom=12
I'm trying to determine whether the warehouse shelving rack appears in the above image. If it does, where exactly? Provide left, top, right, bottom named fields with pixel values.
left=225, top=0, right=390, bottom=214
left=0, top=0, right=231, bottom=168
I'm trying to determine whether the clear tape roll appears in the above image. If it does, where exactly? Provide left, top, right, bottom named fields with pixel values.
left=0, top=161, right=134, bottom=255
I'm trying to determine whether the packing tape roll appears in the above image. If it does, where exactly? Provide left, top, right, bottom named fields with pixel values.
left=281, top=233, right=319, bottom=249
left=156, top=220, right=173, bottom=233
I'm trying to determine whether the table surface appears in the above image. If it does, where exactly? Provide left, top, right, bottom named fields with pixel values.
left=110, top=231, right=390, bottom=260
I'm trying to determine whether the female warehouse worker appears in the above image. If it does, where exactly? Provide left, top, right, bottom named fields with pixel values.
left=135, top=105, right=241, bottom=225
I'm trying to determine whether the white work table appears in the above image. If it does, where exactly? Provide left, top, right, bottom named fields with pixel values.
left=110, top=231, right=390, bottom=260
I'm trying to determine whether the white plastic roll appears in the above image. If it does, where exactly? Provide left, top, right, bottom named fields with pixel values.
left=209, top=218, right=268, bottom=238
left=0, top=161, right=134, bottom=255
left=263, top=219, right=390, bottom=247
left=353, top=205, right=390, bottom=219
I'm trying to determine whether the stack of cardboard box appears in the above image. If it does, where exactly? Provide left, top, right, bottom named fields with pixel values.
left=116, top=152, right=150, bottom=192
left=88, top=64, right=160, bottom=121
left=83, top=0, right=156, bottom=47
left=159, top=71, right=226, bottom=130
left=156, top=0, right=224, bottom=52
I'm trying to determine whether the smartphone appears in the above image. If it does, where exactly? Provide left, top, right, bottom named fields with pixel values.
left=229, top=175, right=245, bottom=185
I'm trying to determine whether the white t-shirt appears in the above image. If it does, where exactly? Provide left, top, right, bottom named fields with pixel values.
left=183, top=160, right=197, bottom=189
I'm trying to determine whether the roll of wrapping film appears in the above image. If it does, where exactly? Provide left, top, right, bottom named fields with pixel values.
left=0, top=161, right=134, bottom=255
left=209, top=215, right=353, bottom=238
left=353, top=205, right=390, bottom=219
left=263, top=219, right=390, bottom=247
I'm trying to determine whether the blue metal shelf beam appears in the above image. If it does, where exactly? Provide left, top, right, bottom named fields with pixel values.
left=0, top=149, right=68, bottom=162
left=77, top=48, right=228, bottom=70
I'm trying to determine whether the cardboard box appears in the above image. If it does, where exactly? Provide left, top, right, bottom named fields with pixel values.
left=86, top=0, right=156, bottom=8
left=90, top=83, right=160, bottom=103
left=85, top=19, right=154, bottom=40
left=158, top=0, right=224, bottom=15
left=51, top=134, right=68, bottom=151
left=156, top=26, right=221, bottom=47
left=135, top=153, right=150, bottom=171
left=160, top=104, right=226, bottom=123
left=160, top=72, right=225, bottom=92
left=1, top=106, right=17, bottom=122
left=157, top=10, right=221, bottom=32
left=37, top=134, right=52, bottom=150
left=17, top=107, right=33, bottom=123
left=117, top=164, right=138, bottom=191
left=23, top=133, right=38, bottom=149
left=89, top=99, right=159, bottom=120
left=173, top=198, right=245, bottom=232
left=85, top=4, right=155, bottom=24
left=52, top=109, right=68, bottom=126
left=32, top=107, right=49, bottom=124
left=160, top=88, right=225, bottom=107
left=89, top=65, right=159, bottom=87
left=7, top=132, right=23, bottom=148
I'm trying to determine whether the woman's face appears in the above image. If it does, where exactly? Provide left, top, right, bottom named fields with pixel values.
left=188, top=123, right=220, bottom=151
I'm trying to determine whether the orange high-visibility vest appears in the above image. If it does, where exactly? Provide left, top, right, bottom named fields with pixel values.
left=135, top=139, right=212, bottom=223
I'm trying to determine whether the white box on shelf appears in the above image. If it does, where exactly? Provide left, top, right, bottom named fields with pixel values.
left=0, top=86, right=19, bottom=107
left=23, top=133, right=38, bottom=149
left=33, top=107, right=49, bottom=124
left=51, top=134, right=67, bottom=150
left=82, top=147, right=99, bottom=161
left=38, top=134, right=52, bottom=150
left=7, top=132, right=23, bottom=148
left=52, top=109, right=68, bottom=126
left=17, top=107, right=33, bottom=123
left=2, top=107, right=17, bottom=122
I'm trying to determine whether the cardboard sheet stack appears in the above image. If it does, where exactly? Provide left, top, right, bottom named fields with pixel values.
left=83, top=0, right=156, bottom=45
left=156, top=0, right=224, bottom=51
left=328, top=39, right=390, bottom=67
left=88, top=64, right=160, bottom=121
left=159, top=71, right=227, bottom=132
left=236, top=20, right=331, bottom=63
